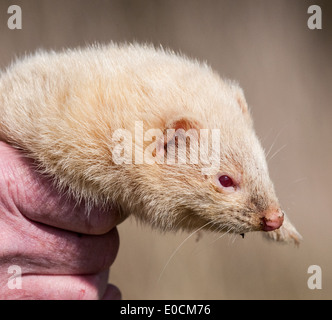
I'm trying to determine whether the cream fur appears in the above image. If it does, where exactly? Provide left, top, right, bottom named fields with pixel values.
left=0, top=43, right=301, bottom=244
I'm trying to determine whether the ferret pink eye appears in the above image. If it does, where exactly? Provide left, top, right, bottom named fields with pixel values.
left=218, top=175, right=234, bottom=188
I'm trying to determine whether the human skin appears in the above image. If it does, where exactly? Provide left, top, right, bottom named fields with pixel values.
left=0, top=141, right=121, bottom=300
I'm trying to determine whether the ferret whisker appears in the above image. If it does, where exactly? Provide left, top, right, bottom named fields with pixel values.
left=157, top=220, right=214, bottom=283
left=173, top=215, right=192, bottom=231
left=260, top=127, right=273, bottom=144
left=267, top=143, right=287, bottom=163
left=226, top=227, right=236, bottom=245
left=265, top=126, right=285, bottom=158
left=207, top=220, right=221, bottom=233
left=210, top=221, right=229, bottom=235
left=209, top=225, right=233, bottom=245
left=230, top=229, right=239, bottom=244
left=291, top=177, right=308, bottom=184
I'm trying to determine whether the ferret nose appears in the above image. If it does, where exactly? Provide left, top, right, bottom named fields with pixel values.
left=261, top=209, right=284, bottom=232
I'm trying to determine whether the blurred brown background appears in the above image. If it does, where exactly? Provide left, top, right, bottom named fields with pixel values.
left=0, top=0, right=331, bottom=299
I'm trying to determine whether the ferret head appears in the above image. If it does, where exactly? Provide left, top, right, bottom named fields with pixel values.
left=126, top=76, right=284, bottom=236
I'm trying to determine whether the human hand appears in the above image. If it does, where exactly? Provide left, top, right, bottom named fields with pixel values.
left=0, top=141, right=121, bottom=299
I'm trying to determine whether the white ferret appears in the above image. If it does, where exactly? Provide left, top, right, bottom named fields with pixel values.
left=0, top=43, right=301, bottom=244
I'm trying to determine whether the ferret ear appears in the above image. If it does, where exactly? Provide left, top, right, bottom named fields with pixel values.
left=155, top=116, right=203, bottom=161
left=165, top=116, right=203, bottom=132
left=229, top=82, right=249, bottom=114
left=236, top=89, right=248, bottom=114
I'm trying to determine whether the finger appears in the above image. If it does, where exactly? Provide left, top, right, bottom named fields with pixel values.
left=102, top=284, right=122, bottom=300
left=0, top=141, right=122, bottom=234
left=2, top=270, right=111, bottom=300
left=1, top=217, right=120, bottom=275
